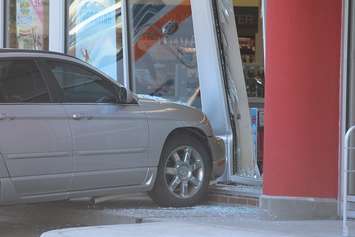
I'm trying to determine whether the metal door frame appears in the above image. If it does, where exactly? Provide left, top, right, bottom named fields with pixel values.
left=0, top=0, right=4, bottom=48
left=49, top=1, right=66, bottom=52
left=338, top=0, right=355, bottom=216
left=191, top=0, right=262, bottom=184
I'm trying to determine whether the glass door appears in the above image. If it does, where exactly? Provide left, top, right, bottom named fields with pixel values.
left=213, top=0, right=265, bottom=183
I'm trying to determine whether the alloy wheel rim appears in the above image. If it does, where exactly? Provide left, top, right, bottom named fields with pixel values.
left=164, top=145, right=205, bottom=199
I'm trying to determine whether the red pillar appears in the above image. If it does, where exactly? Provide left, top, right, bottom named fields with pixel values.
left=263, top=0, right=342, bottom=200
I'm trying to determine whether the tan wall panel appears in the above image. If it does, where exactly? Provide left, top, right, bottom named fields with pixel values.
left=234, top=0, right=259, bottom=7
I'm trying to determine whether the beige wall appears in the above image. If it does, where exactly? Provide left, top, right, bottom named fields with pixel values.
left=234, top=0, right=259, bottom=7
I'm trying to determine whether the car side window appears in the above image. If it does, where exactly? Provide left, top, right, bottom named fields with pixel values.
left=0, top=60, right=50, bottom=103
left=46, top=60, right=118, bottom=103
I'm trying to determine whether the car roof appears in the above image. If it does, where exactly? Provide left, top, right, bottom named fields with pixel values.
left=0, top=48, right=124, bottom=87
left=0, top=48, right=95, bottom=72
left=0, top=48, right=64, bottom=54
left=0, top=48, right=79, bottom=60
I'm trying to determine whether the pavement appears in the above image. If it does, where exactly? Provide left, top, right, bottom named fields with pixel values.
left=40, top=222, right=286, bottom=237
left=0, top=194, right=355, bottom=237
left=40, top=220, right=355, bottom=237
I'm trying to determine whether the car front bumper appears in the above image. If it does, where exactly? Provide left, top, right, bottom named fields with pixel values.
left=207, top=136, right=226, bottom=179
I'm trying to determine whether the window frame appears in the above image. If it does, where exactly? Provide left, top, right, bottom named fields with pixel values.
left=0, top=0, right=4, bottom=48
left=0, top=57, right=54, bottom=104
left=38, top=58, right=124, bottom=105
left=4, top=0, right=50, bottom=50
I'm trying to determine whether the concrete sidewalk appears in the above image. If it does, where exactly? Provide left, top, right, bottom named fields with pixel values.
left=3, top=195, right=354, bottom=237
left=41, top=222, right=298, bottom=237
left=39, top=201, right=355, bottom=237
left=40, top=220, right=355, bottom=237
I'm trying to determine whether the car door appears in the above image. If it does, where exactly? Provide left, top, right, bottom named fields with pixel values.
left=0, top=58, right=73, bottom=198
left=43, top=59, right=149, bottom=191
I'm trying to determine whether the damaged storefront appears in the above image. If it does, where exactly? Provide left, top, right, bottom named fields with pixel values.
left=0, top=0, right=266, bottom=186
left=2, top=0, right=344, bottom=221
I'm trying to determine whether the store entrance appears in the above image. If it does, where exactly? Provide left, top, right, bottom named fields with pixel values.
left=213, top=0, right=265, bottom=183
left=237, top=0, right=265, bottom=178
left=234, top=0, right=265, bottom=177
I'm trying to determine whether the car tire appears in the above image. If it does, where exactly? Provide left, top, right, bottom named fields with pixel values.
left=149, top=133, right=211, bottom=207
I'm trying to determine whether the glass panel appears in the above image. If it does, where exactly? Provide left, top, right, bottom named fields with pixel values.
left=46, top=60, right=117, bottom=103
left=234, top=5, right=265, bottom=101
left=67, top=0, right=124, bottom=84
left=127, top=0, right=201, bottom=108
left=0, top=60, right=50, bottom=103
left=234, top=0, right=265, bottom=176
left=215, top=0, right=260, bottom=178
left=6, top=0, right=49, bottom=50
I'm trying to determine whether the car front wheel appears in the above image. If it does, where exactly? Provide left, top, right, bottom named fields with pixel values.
left=149, top=134, right=211, bottom=207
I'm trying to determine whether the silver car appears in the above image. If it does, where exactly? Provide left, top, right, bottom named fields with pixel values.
left=0, top=49, right=225, bottom=207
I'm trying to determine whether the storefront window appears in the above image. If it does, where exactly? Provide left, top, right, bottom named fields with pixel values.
left=127, top=0, right=201, bottom=108
left=67, top=0, right=124, bottom=84
left=5, top=0, right=49, bottom=50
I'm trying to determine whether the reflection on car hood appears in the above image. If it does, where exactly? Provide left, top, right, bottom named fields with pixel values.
left=137, top=94, right=191, bottom=107
left=137, top=94, right=206, bottom=123
left=137, top=94, right=171, bottom=103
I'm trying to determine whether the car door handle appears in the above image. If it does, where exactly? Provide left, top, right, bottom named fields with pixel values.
left=72, top=114, right=93, bottom=120
left=72, top=114, right=83, bottom=120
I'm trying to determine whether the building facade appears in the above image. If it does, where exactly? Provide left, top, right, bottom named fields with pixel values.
left=0, top=0, right=350, bottom=219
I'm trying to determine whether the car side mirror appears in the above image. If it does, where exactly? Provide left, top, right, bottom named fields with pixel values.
left=117, top=87, right=128, bottom=104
